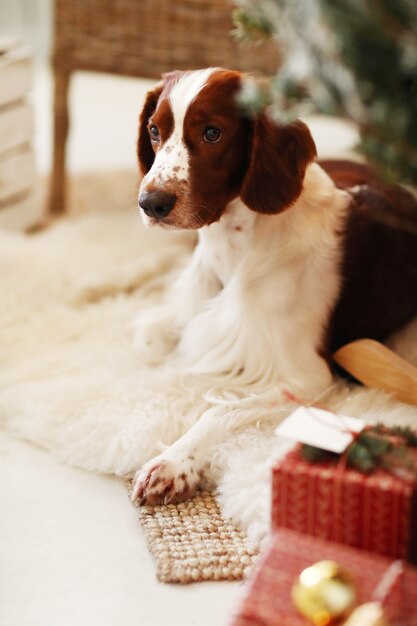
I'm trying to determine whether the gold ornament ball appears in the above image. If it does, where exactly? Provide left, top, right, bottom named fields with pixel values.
left=292, top=560, right=357, bottom=626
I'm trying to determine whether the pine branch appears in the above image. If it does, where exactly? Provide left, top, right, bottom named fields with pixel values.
left=233, top=0, right=417, bottom=185
left=300, top=425, right=417, bottom=476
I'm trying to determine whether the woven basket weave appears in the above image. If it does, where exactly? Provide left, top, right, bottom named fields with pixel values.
left=137, top=491, right=259, bottom=583
left=48, top=0, right=280, bottom=216
left=53, top=0, right=279, bottom=78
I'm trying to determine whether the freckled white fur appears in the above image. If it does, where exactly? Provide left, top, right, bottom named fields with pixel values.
left=132, top=162, right=351, bottom=503
left=141, top=68, right=217, bottom=200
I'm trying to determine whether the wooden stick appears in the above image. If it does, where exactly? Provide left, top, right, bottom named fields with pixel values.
left=333, top=339, right=417, bottom=406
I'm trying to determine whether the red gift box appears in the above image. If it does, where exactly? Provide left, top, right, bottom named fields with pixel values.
left=271, top=446, right=417, bottom=563
left=404, top=567, right=417, bottom=624
left=230, top=529, right=417, bottom=626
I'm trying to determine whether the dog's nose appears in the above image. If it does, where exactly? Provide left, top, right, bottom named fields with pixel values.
left=139, top=190, right=176, bottom=219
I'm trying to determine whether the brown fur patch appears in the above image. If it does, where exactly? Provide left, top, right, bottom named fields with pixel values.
left=241, top=117, right=317, bottom=214
left=150, top=95, right=174, bottom=145
left=181, top=69, right=251, bottom=226
left=321, top=159, right=417, bottom=355
left=137, top=86, right=163, bottom=175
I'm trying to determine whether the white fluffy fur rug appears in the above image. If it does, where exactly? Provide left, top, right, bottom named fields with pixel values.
left=1, top=210, right=417, bottom=542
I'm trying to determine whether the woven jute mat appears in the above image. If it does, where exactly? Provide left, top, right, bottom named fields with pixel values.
left=135, top=491, right=259, bottom=584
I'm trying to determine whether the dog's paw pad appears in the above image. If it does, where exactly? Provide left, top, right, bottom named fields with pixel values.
left=131, top=457, right=200, bottom=506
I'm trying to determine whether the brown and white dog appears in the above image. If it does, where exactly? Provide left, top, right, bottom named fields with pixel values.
left=131, top=68, right=417, bottom=505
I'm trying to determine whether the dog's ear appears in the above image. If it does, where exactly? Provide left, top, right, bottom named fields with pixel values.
left=137, top=85, right=163, bottom=175
left=240, top=114, right=317, bottom=214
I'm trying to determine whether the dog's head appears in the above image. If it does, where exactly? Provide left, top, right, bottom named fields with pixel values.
left=137, top=68, right=316, bottom=229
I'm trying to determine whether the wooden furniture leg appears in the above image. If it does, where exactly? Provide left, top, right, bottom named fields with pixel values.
left=47, top=70, right=70, bottom=216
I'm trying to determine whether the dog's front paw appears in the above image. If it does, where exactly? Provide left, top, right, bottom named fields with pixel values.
left=131, top=453, right=202, bottom=506
left=131, top=308, right=179, bottom=365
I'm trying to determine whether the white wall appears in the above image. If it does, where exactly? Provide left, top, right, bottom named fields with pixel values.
left=0, top=0, right=52, bottom=63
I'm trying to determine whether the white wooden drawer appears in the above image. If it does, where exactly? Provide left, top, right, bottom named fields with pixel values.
left=0, top=38, right=32, bottom=108
left=0, top=102, right=33, bottom=154
left=0, top=145, right=35, bottom=203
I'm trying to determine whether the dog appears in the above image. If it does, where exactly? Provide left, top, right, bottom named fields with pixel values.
left=131, top=67, right=417, bottom=505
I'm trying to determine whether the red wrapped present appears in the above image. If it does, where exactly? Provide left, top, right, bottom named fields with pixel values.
left=404, top=566, right=417, bottom=624
left=230, top=529, right=417, bottom=626
left=271, top=442, right=417, bottom=563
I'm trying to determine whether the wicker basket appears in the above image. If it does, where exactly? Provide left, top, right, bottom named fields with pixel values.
left=49, top=0, right=280, bottom=215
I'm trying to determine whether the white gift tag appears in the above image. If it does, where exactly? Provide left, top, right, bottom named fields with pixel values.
left=276, top=406, right=365, bottom=454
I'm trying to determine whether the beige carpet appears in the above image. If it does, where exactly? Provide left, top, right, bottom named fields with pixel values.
left=2, top=170, right=417, bottom=586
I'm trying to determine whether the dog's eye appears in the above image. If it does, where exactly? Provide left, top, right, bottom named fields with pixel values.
left=149, top=125, right=160, bottom=142
left=203, top=127, right=222, bottom=143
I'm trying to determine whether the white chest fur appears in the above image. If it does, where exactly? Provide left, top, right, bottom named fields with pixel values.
left=198, top=199, right=256, bottom=285
left=178, top=163, right=351, bottom=393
